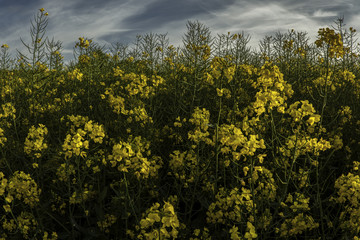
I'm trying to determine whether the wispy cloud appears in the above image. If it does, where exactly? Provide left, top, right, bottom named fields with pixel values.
left=313, top=9, right=338, bottom=17
left=44, top=2, right=148, bottom=42
left=187, top=2, right=318, bottom=50
left=0, top=0, right=359, bottom=62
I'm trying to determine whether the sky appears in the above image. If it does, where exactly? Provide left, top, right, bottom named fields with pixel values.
left=0, top=0, right=359, bottom=63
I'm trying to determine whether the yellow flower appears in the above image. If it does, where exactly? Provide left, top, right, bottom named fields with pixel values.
left=216, top=88, right=224, bottom=97
left=3, top=204, right=11, bottom=212
left=307, top=116, right=316, bottom=126
left=148, top=212, right=161, bottom=223
left=40, top=8, right=45, bottom=12
left=229, top=225, right=241, bottom=240
left=244, top=222, right=258, bottom=239
left=92, top=166, right=100, bottom=173
left=140, top=218, right=152, bottom=229
left=243, top=166, right=249, bottom=176
left=5, top=194, right=13, bottom=203
left=257, top=154, right=266, bottom=163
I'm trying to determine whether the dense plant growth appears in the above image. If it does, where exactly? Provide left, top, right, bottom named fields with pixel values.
left=1, top=8, right=360, bottom=239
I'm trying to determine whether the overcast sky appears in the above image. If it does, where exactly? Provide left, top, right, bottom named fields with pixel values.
left=0, top=0, right=359, bottom=62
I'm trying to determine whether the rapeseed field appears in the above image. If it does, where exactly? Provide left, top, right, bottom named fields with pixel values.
left=0, top=8, right=360, bottom=239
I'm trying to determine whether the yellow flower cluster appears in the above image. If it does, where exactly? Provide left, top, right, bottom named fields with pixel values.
left=128, top=106, right=153, bottom=126
left=296, top=168, right=310, bottom=188
left=169, top=150, right=198, bottom=187
left=62, top=128, right=89, bottom=159
left=330, top=134, right=343, bottom=151
left=105, top=90, right=127, bottom=115
left=126, top=73, right=150, bottom=97
left=249, top=166, right=277, bottom=201
left=50, top=192, right=66, bottom=215
left=51, top=50, right=63, bottom=58
left=83, top=120, right=105, bottom=143
left=104, top=68, right=163, bottom=127
left=252, top=62, right=292, bottom=93
left=151, top=74, right=165, bottom=87
left=107, top=135, right=162, bottom=179
left=35, top=61, right=49, bottom=72
left=39, top=8, right=49, bottom=16
left=24, top=124, right=48, bottom=159
left=67, top=68, right=83, bottom=81
left=188, top=107, right=213, bottom=145
left=169, top=150, right=188, bottom=171
left=56, top=163, right=76, bottom=182
left=3, top=211, right=38, bottom=239
left=210, top=56, right=236, bottom=82
left=62, top=115, right=106, bottom=159
left=313, top=70, right=340, bottom=92
left=278, top=213, right=319, bottom=237
left=113, top=66, right=124, bottom=77
left=339, top=70, right=360, bottom=98
left=206, top=187, right=253, bottom=225
left=1, top=44, right=9, bottom=49
left=78, top=54, right=91, bottom=64
left=239, top=134, right=266, bottom=158
left=281, top=134, right=331, bottom=159
left=287, top=100, right=320, bottom=125
left=0, top=84, right=14, bottom=100
left=76, top=37, right=91, bottom=49
left=203, top=72, right=214, bottom=85
left=294, top=47, right=306, bottom=57
left=69, top=184, right=95, bottom=204
left=0, top=172, right=7, bottom=197
left=217, top=124, right=265, bottom=164
left=283, top=39, right=294, bottom=50
left=240, top=64, right=257, bottom=76
left=252, top=62, right=293, bottom=116
left=174, top=116, right=186, bottom=128
left=132, top=201, right=180, bottom=239
left=284, top=192, right=310, bottom=212
left=42, top=231, right=58, bottom=240
left=0, top=128, right=7, bottom=146
left=189, top=227, right=211, bottom=240
left=333, top=170, right=360, bottom=235
left=253, top=90, right=285, bottom=115
left=97, top=214, right=117, bottom=233
left=17, top=212, right=38, bottom=238
left=229, top=222, right=258, bottom=240
left=1, top=218, right=16, bottom=233
left=185, top=43, right=211, bottom=61
left=0, top=102, right=16, bottom=120
left=277, top=192, right=319, bottom=237
left=216, top=87, right=231, bottom=98
left=315, top=27, right=344, bottom=58
left=310, top=68, right=358, bottom=95
left=338, top=105, right=352, bottom=125
left=1, top=171, right=41, bottom=208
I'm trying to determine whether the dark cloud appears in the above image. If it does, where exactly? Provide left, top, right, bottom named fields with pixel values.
left=0, top=0, right=359, bottom=62
left=0, top=0, right=43, bottom=34
left=63, top=0, right=128, bottom=15
left=255, top=0, right=358, bottom=24
left=121, top=0, right=235, bottom=30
